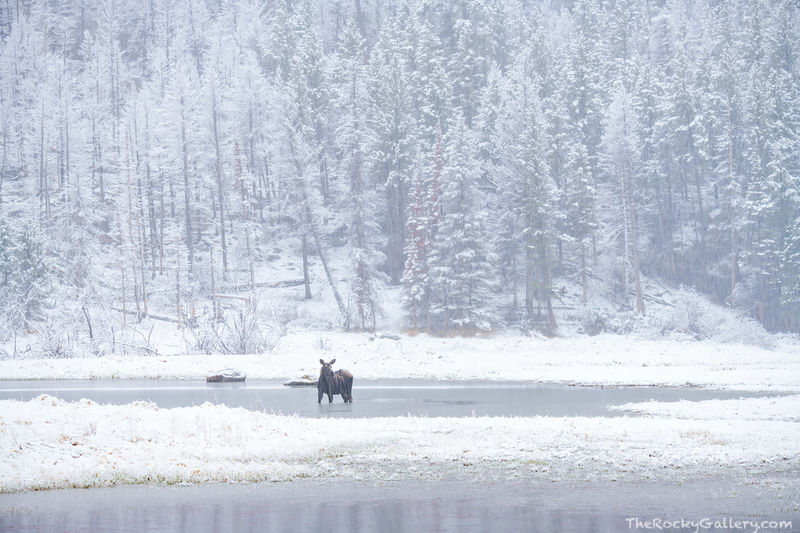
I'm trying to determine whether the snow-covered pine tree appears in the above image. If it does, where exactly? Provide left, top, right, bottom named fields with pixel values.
left=567, top=0, right=607, bottom=185
left=443, top=0, right=498, bottom=126
left=401, top=163, right=431, bottom=332
left=783, top=215, right=800, bottom=331
left=428, top=113, right=495, bottom=333
left=5, top=219, right=49, bottom=327
left=401, top=131, right=443, bottom=333
left=495, top=64, right=558, bottom=332
left=408, top=17, right=452, bottom=149
left=332, top=20, right=384, bottom=331
left=564, top=139, right=596, bottom=306
left=367, top=16, right=415, bottom=285
left=601, top=82, right=644, bottom=315
left=542, top=58, right=572, bottom=271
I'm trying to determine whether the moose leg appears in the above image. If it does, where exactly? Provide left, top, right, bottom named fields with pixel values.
left=318, top=389, right=323, bottom=403
left=328, top=392, right=333, bottom=403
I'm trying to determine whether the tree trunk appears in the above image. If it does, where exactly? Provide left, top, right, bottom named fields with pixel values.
left=537, top=232, right=557, bottom=333
left=626, top=173, right=645, bottom=314
left=211, top=84, right=228, bottom=279
left=121, top=266, right=127, bottom=331
left=386, top=177, right=405, bottom=284
left=354, top=0, right=367, bottom=38
left=245, top=225, right=255, bottom=292
left=39, top=100, right=46, bottom=219
left=525, top=231, right=535, bottom=320
left=144, top=107, right=157, bottom=278
left=125, top=133, right=142, bottom=322
left=180, top=94, right=194, bottom=273
left=309, top=207, right=349, bottom=329
left=301, top=233, right=311, bottom=299
left=580, top=240, right=587, bottom=305
left=159, top=175, right=165, bottom=274
left=82, top=305, right=93, bottom=340
left=728, top=99, right=737, bottom=304
left=210, top=247, right=219, bottom=320
left=176, top=242, right=182, bottom=329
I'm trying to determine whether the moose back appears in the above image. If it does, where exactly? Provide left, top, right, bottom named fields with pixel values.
left=317, top=359, right=353, bottom=403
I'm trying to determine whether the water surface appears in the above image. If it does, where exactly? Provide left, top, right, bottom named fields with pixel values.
left=0, top=379, right=776, bottom=417
left=1, top=478, right=796, bottom=533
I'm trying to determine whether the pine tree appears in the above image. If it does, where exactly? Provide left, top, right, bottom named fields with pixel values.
left=495, top=65, right=558, bottom=332
left=409, top=18, right=453, bottom=148
left=564, top=139, right=596, bottom=305
left=402, top=130, right=443, bottom=333
left=332, top=21, right=383, bottom=331
left=368, top=16, right=415, bottom=284
left=601, top=82, right=644, bottom=314
left=0, top=219, right=49, bottom=327
left=566, top=0, right=607, bottom=184
left=401, top=163, right=433, bottom=331
left=428, top=113, right=495, bottom=333
left=782, top=215, right=800, bottom=331
left=542, top=61, right=572, bottom=271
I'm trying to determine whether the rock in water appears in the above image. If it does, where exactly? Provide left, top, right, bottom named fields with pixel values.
left=207, top=369, right=246, bottom=383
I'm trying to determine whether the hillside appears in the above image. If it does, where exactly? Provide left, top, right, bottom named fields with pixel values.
left=1, top=232, right=791, bottom=359
left=1, top=0, right=799, bottom=357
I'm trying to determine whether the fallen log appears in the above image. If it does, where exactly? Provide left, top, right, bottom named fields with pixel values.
left=283, top=375, right=318, bottom=387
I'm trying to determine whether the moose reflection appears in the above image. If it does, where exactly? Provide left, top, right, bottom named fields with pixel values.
left=317, top=359, right=354, bottom=403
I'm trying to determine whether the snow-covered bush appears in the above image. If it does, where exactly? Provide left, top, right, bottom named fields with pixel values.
left=316, top=336, right=332, bottom=351
left=578, top=306, right=613, bottom=336
left=0, top=218, right=50, bottom=331
left=217, top=298, right=285, bottom=355
left=183, top=298, right=287, bottom=356
left=185, top=320, right=222, bottom=355
left=637, top=288, right=775, bottom=348
left=33, top=319, right=75, bottom=358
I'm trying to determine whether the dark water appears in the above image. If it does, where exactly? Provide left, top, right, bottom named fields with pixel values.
left=0, top=380, right=777, bottom=417
left=1, top=478, right=797, bottom=533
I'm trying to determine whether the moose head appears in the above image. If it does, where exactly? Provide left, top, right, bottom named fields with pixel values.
left=319, top=358, right=336, bottom=379
left=317, top=358, right=353, bottom=403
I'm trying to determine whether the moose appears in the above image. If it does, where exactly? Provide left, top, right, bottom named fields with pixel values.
left=317, top=359, right=353, bottom=403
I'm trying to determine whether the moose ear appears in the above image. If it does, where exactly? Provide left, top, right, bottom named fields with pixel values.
left=319, top=359, right=325, bottom=365
left=329, top=358, right=336, bottom=365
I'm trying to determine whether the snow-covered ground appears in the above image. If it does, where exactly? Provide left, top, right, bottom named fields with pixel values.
left=1, top=394, right=798, bottom=493
left=2, top=332, right=798, bottom=494
left=611, top=394, right=800, bottom=421
left=2, top=331, right=799, bottom=391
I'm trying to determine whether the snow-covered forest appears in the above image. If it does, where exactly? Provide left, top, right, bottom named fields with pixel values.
left=0, top=0, right=799, bottom=355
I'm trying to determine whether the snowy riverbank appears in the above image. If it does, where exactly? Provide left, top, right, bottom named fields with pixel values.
left=2, top=332, right=798, bottom=493
left=1, top=332, right=799, bottom=391
left=1, top=394, right=798, bottom=493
